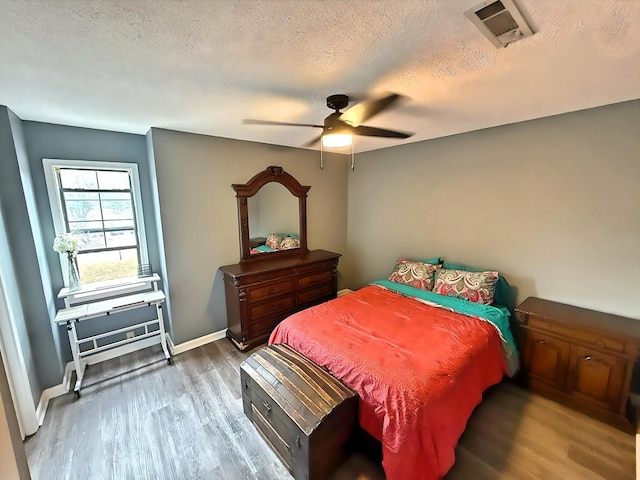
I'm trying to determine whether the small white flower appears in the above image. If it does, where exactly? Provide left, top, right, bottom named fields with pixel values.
left=53, top=233, right=83, bottom=258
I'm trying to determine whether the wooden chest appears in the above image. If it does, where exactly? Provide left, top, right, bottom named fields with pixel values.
left=515, top=297, right=640, bottom=432
left=220, top=249, right=340, bottom=352
left=240, top=344, right=357, bottom=480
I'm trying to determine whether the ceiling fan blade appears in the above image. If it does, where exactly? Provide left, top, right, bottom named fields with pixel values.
left=302, top=134, right=323, bottom=147
left=352, top=125, right=413, bottom=139
left=339, top=93, right=404, bottom=127
left=243, top=119, right=323, bottom=128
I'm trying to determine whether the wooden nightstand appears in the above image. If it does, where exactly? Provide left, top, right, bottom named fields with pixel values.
left=515, top=297, right=640, bottom=433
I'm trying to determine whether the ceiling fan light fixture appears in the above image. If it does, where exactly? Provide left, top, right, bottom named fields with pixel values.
left=322, top=133, right=352, bottom=148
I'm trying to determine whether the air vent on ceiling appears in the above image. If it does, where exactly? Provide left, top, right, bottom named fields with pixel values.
left=464, top=0, right=533, bottom=48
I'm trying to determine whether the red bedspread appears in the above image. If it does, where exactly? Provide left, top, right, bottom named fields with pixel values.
left=269, top=285, right=508, bottom=480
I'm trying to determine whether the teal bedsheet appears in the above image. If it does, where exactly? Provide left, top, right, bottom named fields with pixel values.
left=371, top=279, right=520, bottom=376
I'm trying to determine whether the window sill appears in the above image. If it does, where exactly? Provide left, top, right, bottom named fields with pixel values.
left=58, top=274, right=160, bottom=305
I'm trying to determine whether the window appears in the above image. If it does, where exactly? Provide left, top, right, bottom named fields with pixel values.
left=44, top=159, right=149, bottom=287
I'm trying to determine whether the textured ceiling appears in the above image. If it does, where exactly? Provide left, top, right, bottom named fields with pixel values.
left=1, top=0, right=639, bottom=153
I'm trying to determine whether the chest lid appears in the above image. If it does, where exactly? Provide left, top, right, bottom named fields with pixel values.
left=240, top=343, right=356, bottom=436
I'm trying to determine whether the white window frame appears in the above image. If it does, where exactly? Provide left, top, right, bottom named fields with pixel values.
left=43, top=159, right=150, bottom=296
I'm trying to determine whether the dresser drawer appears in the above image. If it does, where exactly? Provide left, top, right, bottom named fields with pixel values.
left=239, top=269, right=296, bottom=287
left=527, top=316, right=626, bottom=355
left=298, top=270, right=333, bottom=288
left=249, top=295, right=295, bottom=320
left=298, top=283, right=333, bottom=305
left=247, top=279, right=295, bottom=303
left=295, top=260, right=337, bottom=276
left=250, top=314, right=290, bottom=337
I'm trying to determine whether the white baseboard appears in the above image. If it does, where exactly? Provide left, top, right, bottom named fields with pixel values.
left=36, top=362, right=73, bottom=426
left=172, top=329, right=226, bottom=355
left=35, top=329, right=226, bottom=426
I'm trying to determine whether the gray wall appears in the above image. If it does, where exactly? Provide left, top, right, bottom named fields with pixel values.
left=149, top=129, right=349, bottom=344
left=345, top=99, right=640, bottom=319
left=21, top=121, right=167, bottom=366
left=0, top=107, right=54, bottom=398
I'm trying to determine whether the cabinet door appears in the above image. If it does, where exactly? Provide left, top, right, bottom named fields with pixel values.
left=567, top=344, right=627, bottom=413
left=523, top=331, right=570, bottom=389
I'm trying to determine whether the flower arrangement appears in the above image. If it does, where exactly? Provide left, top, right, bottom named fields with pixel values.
left=53, top=233, right=83, bottom=291
left=52, top=233, right=82, bottom=259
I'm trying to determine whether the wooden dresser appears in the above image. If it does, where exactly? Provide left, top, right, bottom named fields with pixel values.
left=220, top=249, right=341, bottom=352
left=514, top=297, right=640, bottom=432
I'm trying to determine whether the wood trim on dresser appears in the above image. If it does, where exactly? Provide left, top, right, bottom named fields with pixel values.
left=515, top=297, right=640, bottom=433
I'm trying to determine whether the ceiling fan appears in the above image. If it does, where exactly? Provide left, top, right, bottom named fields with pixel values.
left=243, top=93, right=414, bottom=149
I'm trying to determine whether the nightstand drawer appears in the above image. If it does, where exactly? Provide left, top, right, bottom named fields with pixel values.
left=528, top=316, right=626, bottom=355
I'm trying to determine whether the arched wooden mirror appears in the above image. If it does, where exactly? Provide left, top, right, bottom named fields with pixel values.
left=233, top=166, right=310, bottom=262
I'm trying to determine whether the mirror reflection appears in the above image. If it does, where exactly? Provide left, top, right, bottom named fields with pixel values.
left=248, top=182, right=300, bottom=255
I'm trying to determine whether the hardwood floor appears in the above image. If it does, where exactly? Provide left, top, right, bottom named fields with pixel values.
left=25, top=340, right=635, bottom=479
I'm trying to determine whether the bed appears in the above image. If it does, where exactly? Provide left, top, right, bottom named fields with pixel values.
left=269, top=269, right=519, bottom=480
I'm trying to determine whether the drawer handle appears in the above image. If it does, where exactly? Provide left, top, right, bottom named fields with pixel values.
left=268, top=287, right=278, bottom=294
left=262, top=401, right=272, bottom=416
left=244, top=379, right=249, bottom=390
left=584, top=355, right=592, bottom=361
left=295, top=435, right=301, bottom=449
left=537, top=340, right=546, bottom=344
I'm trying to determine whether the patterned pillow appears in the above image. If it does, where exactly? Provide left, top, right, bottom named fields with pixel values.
left=265, top=233, right=283, bottom=249
left=280, top=236, right=300, bottom=250
left=388, top=259, right=439, bottom=291
left=433, top=268, right=499, bottom=304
